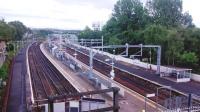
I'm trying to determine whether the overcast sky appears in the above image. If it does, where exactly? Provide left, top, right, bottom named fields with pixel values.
left=0, top=0, right=199, bottom=30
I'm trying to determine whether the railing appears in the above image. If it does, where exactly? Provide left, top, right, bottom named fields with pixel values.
left=164, top=106, right=200, bottom=112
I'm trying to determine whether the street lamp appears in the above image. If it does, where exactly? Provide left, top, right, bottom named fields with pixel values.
left=145, top=93, right=156, bottom=112
left=111, top=50, right=115, bottom=70
left=73, top=48, right=78, bottom=65
left=110, top=49, right=115, bottom=80
left=149, top=49, right=152, bottom=64
left=156, top=86, right=172, bottom=110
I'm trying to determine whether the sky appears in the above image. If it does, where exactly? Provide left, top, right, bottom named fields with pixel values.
left=0, top=0, right=199, bottom=30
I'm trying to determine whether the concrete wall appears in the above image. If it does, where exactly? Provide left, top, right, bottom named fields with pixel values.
left=191, top=73, right=200, bottom=82
left=53, top=102, right=65, bottom=112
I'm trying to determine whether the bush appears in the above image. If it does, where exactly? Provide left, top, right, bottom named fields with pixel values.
left=6, top=43, right=14, bottom=52
left=179, top=52, right=198, bottom=67
left=0, top=62, right=9, bottom=80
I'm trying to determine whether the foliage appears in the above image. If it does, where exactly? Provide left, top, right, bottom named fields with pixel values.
left=33, top=29, right=54, bottom=37
left=165, top=29, right=184, bottom=65
left=72, top=0, right=200, bottom=73
left=78, top=26, right=102, bottom=39
left=113, top=0, right=149, bottom=30
left=181, top=12, right=194, bottom=27
left=179, top=52, right=198, bottom=66
left=143, top=25, right=169, bottom=44
left=142, top=25, right=184, bottom=65
left=109, top=36, right=122, bottom=45
left=102, top=0, right=149, bottom=45
left=0, top=49, right=15, bottom=80
left=8, top=21, right=27, bottom=40
left=147, top=0, right=182, bottom=27
left=147, top=0, right=193, bottom=28
left=0, top=20, right=28, bottom=41
left=6, top=43, right=14, bottom=52
left=0, top=63, right=8, bottom=80
left=0, top=20, right=15, bottom=40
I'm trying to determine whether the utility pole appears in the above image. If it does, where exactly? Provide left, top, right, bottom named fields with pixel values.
left=110, top=49, right=115, bottom=80
left=188, top=93, right=192, bottom=112
left=157, top=46, right=161, bottom=75
left=101, top=36, right=104, bottom=51
left=125, top=43, right=129, bottom=57
left=89, top=48, right=93, bottom=79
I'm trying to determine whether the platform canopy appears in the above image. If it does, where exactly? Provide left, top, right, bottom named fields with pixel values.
left=163, top=67, right=192, bottom=83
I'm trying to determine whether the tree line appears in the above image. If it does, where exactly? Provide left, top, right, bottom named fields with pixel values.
left=0, top=19, right=28, bottom=41
left=79, top=0, right=200, bottom=73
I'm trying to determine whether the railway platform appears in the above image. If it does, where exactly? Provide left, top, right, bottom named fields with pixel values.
left=68, top=43, right=200, bottom=96
left=6, top=47, right=28, bottom=112
left=41, top=42, right=161, bottom=112
left=61, top=43, right=200, bottom=110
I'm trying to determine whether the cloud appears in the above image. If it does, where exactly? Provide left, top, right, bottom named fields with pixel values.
left=55, top=0, right=116, bottom=9
left=0, top=0, right=117, bottom=29
left=183, top=0, right=200, bottom=27
left=0, top=0, right=199, bottom=29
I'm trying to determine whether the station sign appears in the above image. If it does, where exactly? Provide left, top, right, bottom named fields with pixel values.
left=146, top=93, right=155, bottom=98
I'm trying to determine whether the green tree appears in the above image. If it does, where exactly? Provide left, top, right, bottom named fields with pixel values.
left=143, top=25, right=169, bottom=44
left=100, top=0, right=200, bottom=73
left=165, top=30, right=184, bottom=65
left=147, top=0, right=193, bottom=28
left=6, top=43, right=14, bottom=52
left=181, top=12, right=194, bottom=27
left=8, top=21, right=27, bottom=40
left=35, top=29, right=53, bottom=37
left=109, top=36, right=122, bottom=45
left=0, top=20, right=15, bottom=40
left=180, top=28, right=200, bottom=65
left=143, top=25, right=184, bottom=65
left=143, top=25, right=169, bottom=63
left=102, top=17, right=121, bottom=45
left=179, top=52, right=198, bottom=67
left=78, top=26, right=102, bottom=39
left=103, top=0, right=149, bottom=45
left=113, top=0, right=149, bottom=30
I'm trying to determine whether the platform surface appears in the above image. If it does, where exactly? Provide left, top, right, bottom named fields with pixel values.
left=7, top=48, right=27, bottom=112
left=73, top=45, right=200, bottom=96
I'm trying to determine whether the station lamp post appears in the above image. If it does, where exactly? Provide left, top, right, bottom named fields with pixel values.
left=73, top=48, right=78, bottom=65
left=110, top=49, right=115, bottom=80
left=101, top=36, right=104, bottom=51
left=145, top=93, right=155, bottom=112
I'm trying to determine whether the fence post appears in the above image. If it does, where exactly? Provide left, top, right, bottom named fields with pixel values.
left=188, top=93, right=192, bottom=112
left=48, top=96, right=54, bottom=112
left=113, top=87, right=120, bottom=112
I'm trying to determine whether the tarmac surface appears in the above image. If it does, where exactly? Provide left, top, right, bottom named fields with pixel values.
left=7, top=47, right=27, bottom=112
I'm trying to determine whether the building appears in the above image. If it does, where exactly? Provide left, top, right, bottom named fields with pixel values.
left=92, top=22, right=101, bottom=31
left=0, top=40, right=6, bottom=55
left=0, top=39, right=6, bottom=67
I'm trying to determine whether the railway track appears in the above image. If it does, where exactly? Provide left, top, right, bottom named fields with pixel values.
left=65, top=44, right=200, bottom=109
left=28, top=43, right=77, bottom=102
